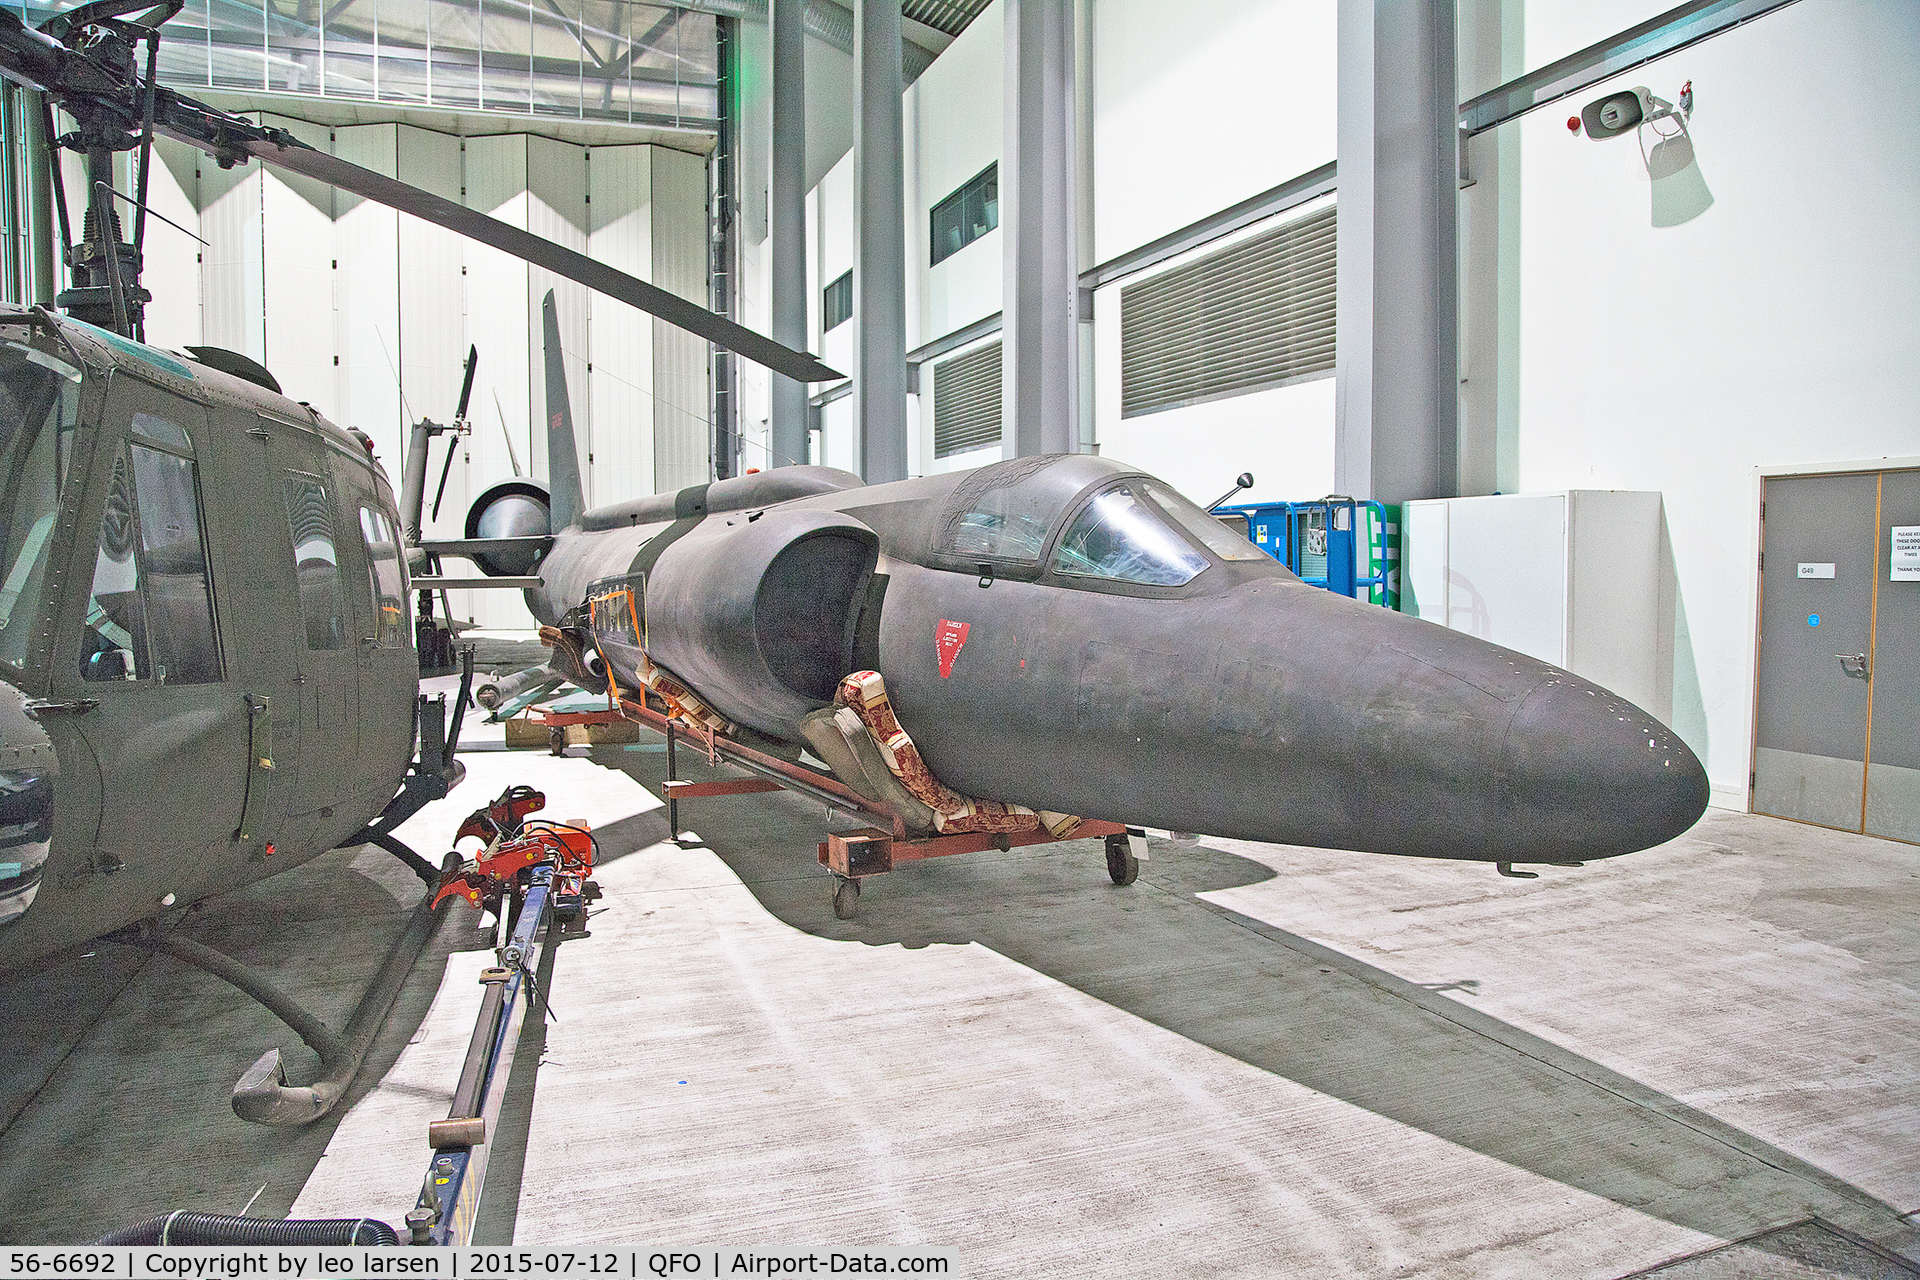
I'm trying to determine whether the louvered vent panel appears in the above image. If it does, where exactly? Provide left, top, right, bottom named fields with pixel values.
left=1120, top=204, right=1336, bottom=418
left=933, top=341, right=1002, bottom=458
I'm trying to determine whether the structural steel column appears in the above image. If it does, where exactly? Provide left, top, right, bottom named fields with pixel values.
left=1334, top=0, right=1459, bottom=504
left=25, top=91, right=55, bottom=307
left=854, top=0, right=907, bottom=483
left=1002, top=0, right=1079, bottom=458
left=769, top=0, right=809, bottom=469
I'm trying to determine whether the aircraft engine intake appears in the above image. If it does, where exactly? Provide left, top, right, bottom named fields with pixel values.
left=639, top=510, right=879, bottom=738
left=464, top=480, right=551, bottom=576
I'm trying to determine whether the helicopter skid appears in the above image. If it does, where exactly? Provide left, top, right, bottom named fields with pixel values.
left=231, top=881, right=457, bottom=1125
left=134, top=853, right=464, bottom=1125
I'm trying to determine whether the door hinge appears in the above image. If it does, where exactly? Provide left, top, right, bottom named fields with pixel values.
left=1758, top=551, right=1763, bottom=572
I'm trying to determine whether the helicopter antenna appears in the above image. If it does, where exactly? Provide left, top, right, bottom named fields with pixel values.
left=92, top=181, right=207, bottom=244
left=494, top=390, right=523, bottom=477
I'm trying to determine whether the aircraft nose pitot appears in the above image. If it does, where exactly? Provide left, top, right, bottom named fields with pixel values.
left=1497, top=673, right=1709, bottom=860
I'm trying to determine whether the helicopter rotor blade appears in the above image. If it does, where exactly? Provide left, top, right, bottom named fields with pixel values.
left=228, top=135, right=843, bottom=385
left=454, top=344, right=477, bottom=422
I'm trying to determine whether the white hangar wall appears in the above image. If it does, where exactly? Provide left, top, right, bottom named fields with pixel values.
left=1503, top=0, right=1920, bottom=808
left=131, top=124, right=710, bottom=628
left=789, top=0, right=1919, bottom=816
left=803, top=0, right=1341, bottom=505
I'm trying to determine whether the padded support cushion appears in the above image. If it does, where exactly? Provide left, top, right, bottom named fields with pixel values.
left=798, top=707, right=939, bottom=835
left=835, top=671, right=1043, bottom=835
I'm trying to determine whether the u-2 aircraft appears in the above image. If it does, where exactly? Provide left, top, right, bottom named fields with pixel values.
left=0, top=0, right=1706, bottom=1121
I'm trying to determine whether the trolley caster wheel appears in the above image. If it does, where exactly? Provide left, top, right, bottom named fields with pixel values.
left=1104, top=833, right=1139, bottom=886
left=832, top=876, right=861, bottom=920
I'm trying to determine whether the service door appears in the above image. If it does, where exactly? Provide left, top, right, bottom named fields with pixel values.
left=1866, top=470, right=1920, bottom=842
left=1753, top=467, right=1920, bottom=844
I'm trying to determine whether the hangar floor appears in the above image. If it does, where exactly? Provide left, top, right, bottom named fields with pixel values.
left=3, top=686, right=1918, bottom=1278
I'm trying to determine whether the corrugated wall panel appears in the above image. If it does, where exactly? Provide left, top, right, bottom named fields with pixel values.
left=587, top=145, right=654, bottom=509
left=650, top=147, right=710, bottom=493
left=260, top=115, right=337, bottom=417
left=197, top=152, right=261, bottom=362
left=142, top=140, right=203, bottom=353
left=528, top=137, right=591, bottom=516
left=461, top=133, right=538, bottom=628
left=333, top=124, right=403, bottom=473
left=1119, top=204, right=1336, bottom=418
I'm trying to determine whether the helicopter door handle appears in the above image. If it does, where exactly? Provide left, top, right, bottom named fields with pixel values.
left=1837, top=653, right=1869, bottom=680
left=24, top=698, right=99, bottom=717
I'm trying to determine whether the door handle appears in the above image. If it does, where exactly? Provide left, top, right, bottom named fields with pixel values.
left=1837, top=653, right=1870, bottom=680
left=23, top=698, right=98, bottom=717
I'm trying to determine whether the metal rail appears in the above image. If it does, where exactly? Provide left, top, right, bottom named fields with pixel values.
left=1458, top=0, right=1805, bottom=136
left=406, top=866, right=555, bottom=1246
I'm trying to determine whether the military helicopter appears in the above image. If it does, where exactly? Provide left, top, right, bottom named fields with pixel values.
left=0, top=0, right=838, bottom=1124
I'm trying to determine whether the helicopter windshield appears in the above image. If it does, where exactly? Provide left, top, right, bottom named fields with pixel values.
left=0, top=340, right=83, bottom=675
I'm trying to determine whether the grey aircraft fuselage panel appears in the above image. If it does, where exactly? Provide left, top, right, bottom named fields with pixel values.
left=542, top=455, right=1708, bottom=865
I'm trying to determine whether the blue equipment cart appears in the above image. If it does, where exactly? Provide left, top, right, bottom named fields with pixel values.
left=1217, top=497, right=1400, bottom=607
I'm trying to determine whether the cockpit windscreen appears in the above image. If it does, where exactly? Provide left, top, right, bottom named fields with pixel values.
left=1053, top=482, right=1211, bottom=586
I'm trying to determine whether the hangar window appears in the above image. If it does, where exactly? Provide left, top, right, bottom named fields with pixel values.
left=1120, top=202, right=1336, bottom=418
left=823, top=271, right=852, bottom=331
left=930, top=164, right=997, bottom=266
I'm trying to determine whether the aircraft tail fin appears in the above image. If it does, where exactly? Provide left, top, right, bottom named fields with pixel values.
left=542, top=289, right=585, bottom=532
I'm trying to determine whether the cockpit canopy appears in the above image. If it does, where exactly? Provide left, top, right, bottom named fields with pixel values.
left=925, top=453, right=1278, bottom=591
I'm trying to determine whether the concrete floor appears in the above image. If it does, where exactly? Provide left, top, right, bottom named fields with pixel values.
left=4, top=729, right=1918, bottom=1277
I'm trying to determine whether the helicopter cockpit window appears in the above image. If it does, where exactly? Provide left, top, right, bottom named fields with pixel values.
left=358, top=506, right=409, bottom=647
left=283, top=476, right=345, bottom=651
left=0, top=341, right=81, bottom=674
left=1052, top=482, right=1210, bottom=587
left=80, top=418, right=222, bottom=684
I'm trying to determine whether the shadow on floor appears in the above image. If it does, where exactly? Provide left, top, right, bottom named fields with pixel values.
left=605, top=747, right=1911, bottom=1264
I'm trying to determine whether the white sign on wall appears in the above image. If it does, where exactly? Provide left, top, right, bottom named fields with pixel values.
left=1798, top=562, right=1836, bottom=579
left=1893, top=526, right=1920, bottom=581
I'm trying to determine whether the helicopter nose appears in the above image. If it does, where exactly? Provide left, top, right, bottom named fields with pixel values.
left=0, top=683, right=55, bottom=929
left=1498, top=673, right=1709, bottom=859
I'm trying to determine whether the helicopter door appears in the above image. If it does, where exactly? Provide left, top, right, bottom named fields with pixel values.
left=51, top=380, right=246, bottom=896
left=328, top=452, right=414, bottom=808
left=271, top=429, right=361, bottom=812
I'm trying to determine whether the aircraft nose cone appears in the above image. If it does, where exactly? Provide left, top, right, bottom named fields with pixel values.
left=1499, top=675, right=1709, bottom=859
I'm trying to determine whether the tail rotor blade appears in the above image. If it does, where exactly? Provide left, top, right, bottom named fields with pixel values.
left=429, top=435, right=459, bottom=523
left=454, top=344, right=478, bottom=421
